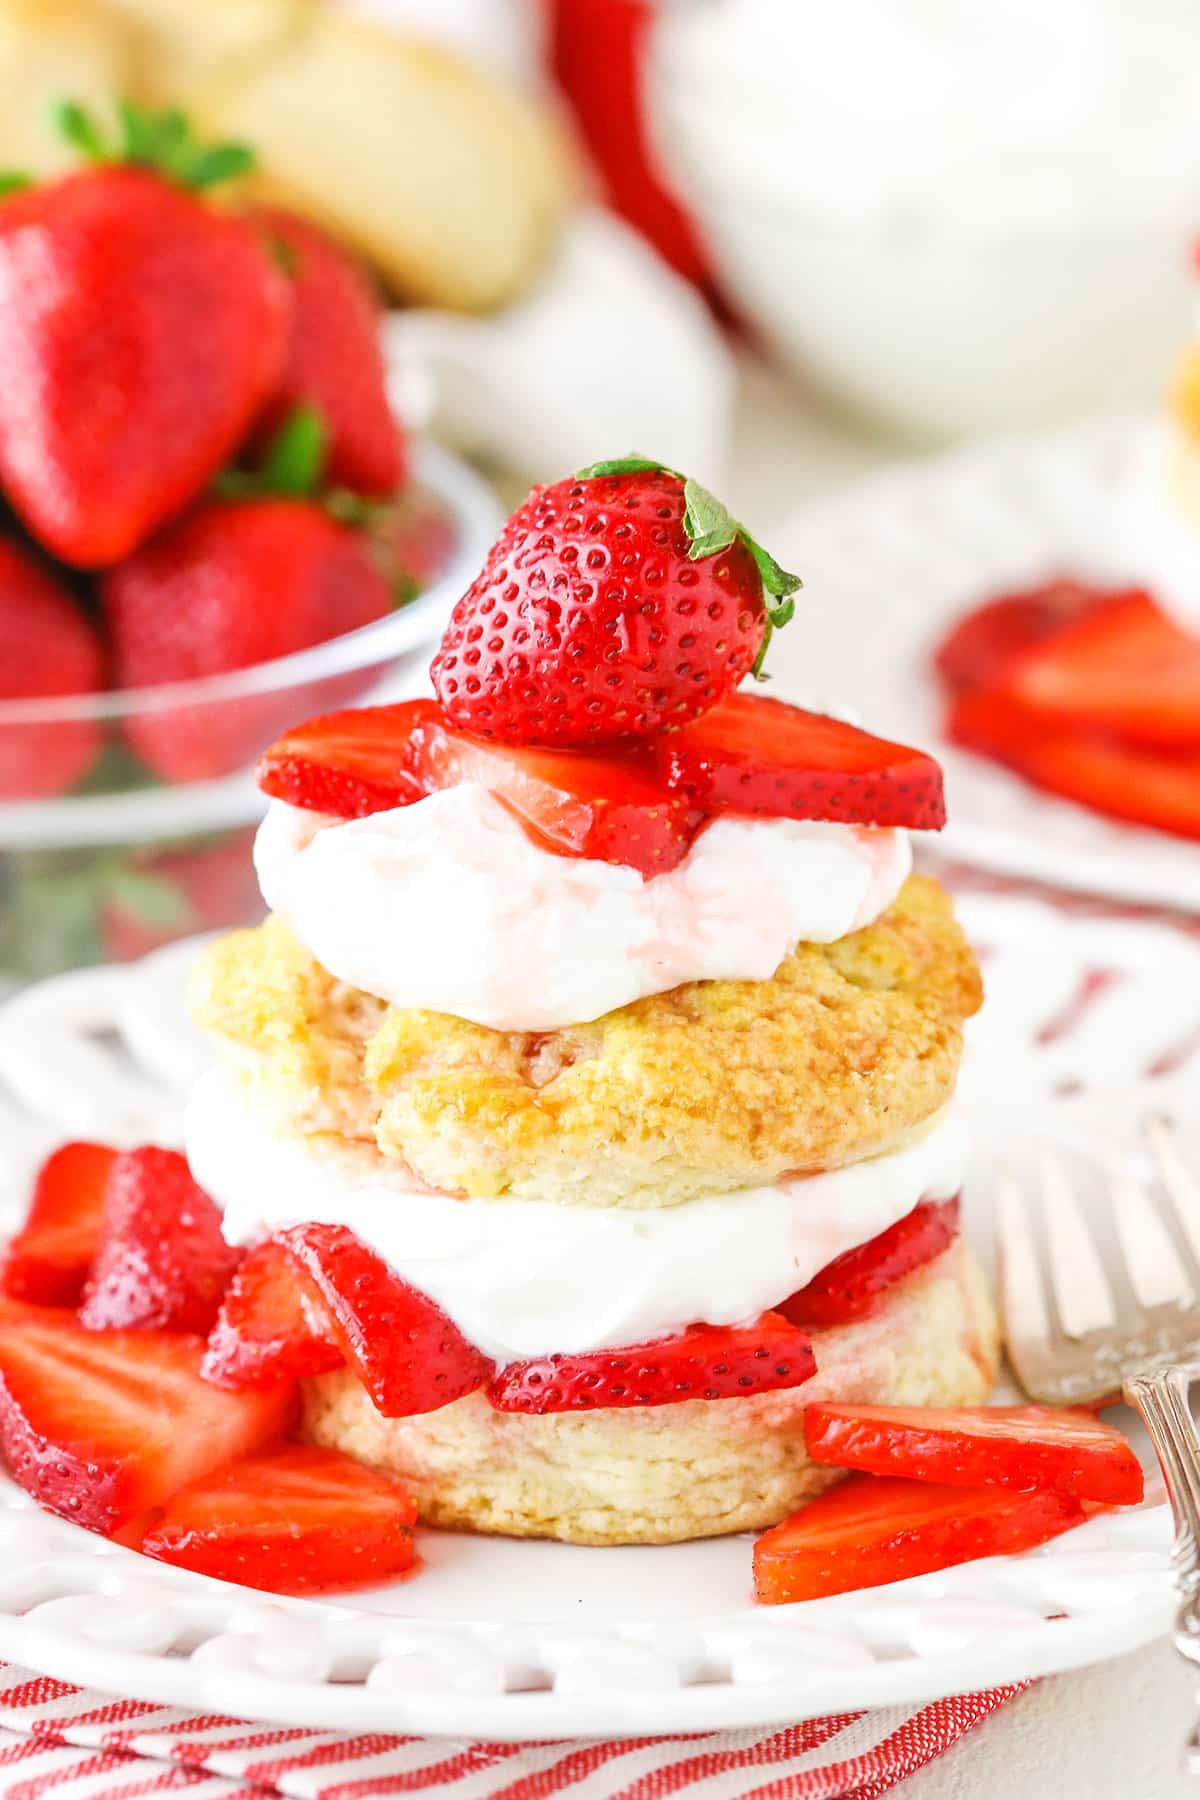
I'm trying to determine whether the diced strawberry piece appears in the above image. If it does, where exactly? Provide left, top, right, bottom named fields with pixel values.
left=804, top=1403, right=1144, bottom=1506
left=753, top=1474, right=1086, bottom=1604
left=1005, top=590, right=1200, bottom=749
left=0, top=1316, right=293, bottom=1534
left=259, top=701, right=697, bottom=877
left=202, top=1239, right=344, bottom=1389
left=135, top=1442, right=417, bottom=1595
left=779, top=1197, right=960, bottom=1329
left=652, top=693, right=946, bottom=831
left=488, top=1313, right=816, bottom=1414
left=78, top=1148, right=242, bottom=1336
left=934, top=580, right=1107, bottom=696
left=0, top=1142, right=118, bottom=1306
left=277, top=1225, right=493, bottom=1417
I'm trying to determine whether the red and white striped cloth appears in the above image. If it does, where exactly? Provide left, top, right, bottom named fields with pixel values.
left=0, top=1664, right=1027, bottom=1800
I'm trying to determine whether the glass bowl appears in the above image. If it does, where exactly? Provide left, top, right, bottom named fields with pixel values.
left=0, top=440, right=499, bottom=989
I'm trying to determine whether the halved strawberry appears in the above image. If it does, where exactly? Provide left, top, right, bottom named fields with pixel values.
left=753, top=1474, right=1086, bottom=1604
left=0, top=1142, right=118, bottom=1306
left=202, top=1239, right=343, bottom=1389
left=0, top=1315, right=293, bottom=1534
left=258, top=701, right=696, bottom=877
left=78, top=1148, right=242, bottom=1336
left=277, top=1224, right=493, bottom=1417
left=804, top=1403, right=1144, bottom=1506
left=779, top=1197, right=961, bottom=1329
left=934, top=580, right=1106, bottom=696
left=1005, top=590, right=1200, bottom=749
left=488, top=1313, right=816, bottom=1414
left=651, top=693, right=946, bottom=830
left=135, top=1442, right=417, bottom=1595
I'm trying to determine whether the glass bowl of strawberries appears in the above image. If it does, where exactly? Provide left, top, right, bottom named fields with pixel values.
left=0, top=101, right=499, bottom=990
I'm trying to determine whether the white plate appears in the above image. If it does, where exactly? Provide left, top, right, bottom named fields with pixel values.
left=767, top=416, right=1200, bottom=912
left=0, top=893, right=1192, bottom=1738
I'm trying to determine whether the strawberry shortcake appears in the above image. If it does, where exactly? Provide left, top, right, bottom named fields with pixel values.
left=189, top=458, right=998, bottom=1546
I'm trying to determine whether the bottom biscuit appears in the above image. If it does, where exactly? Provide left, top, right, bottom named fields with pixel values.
left=300, top=1239, right=999, bottom=1546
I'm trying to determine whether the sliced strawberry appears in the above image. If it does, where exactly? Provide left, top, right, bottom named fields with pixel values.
left=0, top=1142, right=118, bottom=1306
left=259, top=700, right=696, bottom=877
left=652, top=693, right=946, bottom=830
left=488, top=1313, right=816, bottom=1414
left=1005, top=590, right=1200, bottom=749
left=135, top=1442, right=417, bottom=1595
left=805, top=1403, right=1144, bottom=1505
left=753, top=1474, right=1086, bottom=1604
left=934, top=580, right=1106, bottom=696
left=78, top=1148, right=242, bottom=1336
left=0, top=1316, right=293, bottom=1534
left=948, top=692, right=1200, bottom=842
left=277, top=1224, right=493, bottom=1417
left=779, top=1197, right=960, bottom=1329
left=202, top=1239, right=344, bottom=1389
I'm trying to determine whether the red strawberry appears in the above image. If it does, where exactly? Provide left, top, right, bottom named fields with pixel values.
left=0, top=537, right=105, bottom=799
left=430, top=458, right=800, bottom=747
left=99, top=827, right=262, bottom=964
left=753, top=1474, right=1086, bottom=1604
left=252, top=209, right=405, bottom=497
left=0, top=1314, right=292, bottom=1533
left=202, top=1239, right=344, bottom=1389
left=779, top=1198, right=961, bottom=1329
left=277, top=1225, right=493, bottom=1417
left=0, top=109, right=288, bottom=567
left=105, top=499, right=392, bottom=781
left=1003, top=589, right=1200, bottom=748
left=948, top=691, right=1200, bottom=842
left=257, top=700, right=696, bottom=877
left=653, top=692, right=946, bottom=830
left=0, top=1141, right=118, bottom=1306
left=488, top=1313, right=816, bottom=1414
left=804, top=1402, right=1144, bottom=1506
left=934, top=579, right=1105, bottom=696
left=78, top=1147, right=241, bottom=1335
left=136, top=1441, right=417, bottom=1595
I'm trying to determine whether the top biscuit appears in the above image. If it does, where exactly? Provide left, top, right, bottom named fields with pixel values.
left=196, top=873, right=981, bottom=1210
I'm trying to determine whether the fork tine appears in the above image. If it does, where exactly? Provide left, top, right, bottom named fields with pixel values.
left=1041, top=1153, right=1118, bottom=1338
left=1111, top=1169, right=1194, bottom=1310
left=995, top=1173, right=1051, bottom=1352
left=1148, top=1116, right=1200, bottom=1269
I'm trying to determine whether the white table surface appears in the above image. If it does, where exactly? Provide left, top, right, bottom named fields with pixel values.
left=723, top=356, right=1193, bottom=1799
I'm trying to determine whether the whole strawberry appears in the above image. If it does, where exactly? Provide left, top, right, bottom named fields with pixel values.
left=431, top=456, right=800, bottom=745
left=0, top=534, right=105, bottom=798
left=0, top=102, right=289, bottom=567
left=252, top=208, right=405, bottom=497
left=104, top=496, right=392, bottom=781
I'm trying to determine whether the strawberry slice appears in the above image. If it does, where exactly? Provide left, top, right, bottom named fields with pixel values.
left=135, top=1442, right=417, bottom=1595
left=1005, top=590, right=1200, bottom=749
left=1, top=1142, right=118, bottom=1306
left=202, top=1239, right=344, bottom=1389
left=651, top=693, right=946, bottom=830
left=805, top=1403, right=1144, bottom=1505
left=779, top=1197, right=960, bottom=1329
left=277, top=1224, right=493, bottom=1417
left=488, top=1313, right=816, bottom=1414
left=753, top=1474, right=1086, bottom=1604
left=934, top=580, right=1106, bottom=696
left=0, top=1315, right=293, bottom=1534
left=259, top=701, right=696, bottom=876
left=78, top=1148, right=242, bottom=1336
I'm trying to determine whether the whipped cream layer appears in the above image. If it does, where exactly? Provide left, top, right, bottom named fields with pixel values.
left=255, top=786, right=912, bottom=1032
left=1125, top=424, right=1200, bottom=634
left=186, top=1071, right=966, bottom=1364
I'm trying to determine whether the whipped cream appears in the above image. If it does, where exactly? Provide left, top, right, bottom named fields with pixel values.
left=186, top=1071, right=966, bottom=1364
left=254, top=788, right=912, bottom=1032
left=1125, top=423, right=1200, bottom=634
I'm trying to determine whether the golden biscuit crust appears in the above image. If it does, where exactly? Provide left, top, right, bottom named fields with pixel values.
left=301, top=1241, right=998, bottom=1545
left=196, top=874, right=982, bottom=1206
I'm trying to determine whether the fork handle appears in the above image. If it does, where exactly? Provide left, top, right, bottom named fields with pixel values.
left=1124, top=1365, right=1200, bottom=1774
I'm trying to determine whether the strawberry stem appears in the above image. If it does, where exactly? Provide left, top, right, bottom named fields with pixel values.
left=0, top=172, right=31, bottom=199
left=53, top=97, right=255, bottom=190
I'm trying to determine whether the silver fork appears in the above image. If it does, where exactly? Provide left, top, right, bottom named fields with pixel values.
left=998, top=1116, right=1200, bottom=1772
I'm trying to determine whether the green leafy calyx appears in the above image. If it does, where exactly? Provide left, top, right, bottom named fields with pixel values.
left=54, top=97, right=254, bottom=191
